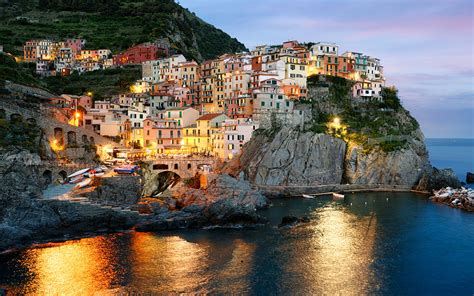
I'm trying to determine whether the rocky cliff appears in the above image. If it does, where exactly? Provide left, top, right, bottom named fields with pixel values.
left=0, top=149, right=138, bottom=251
left=343, top=134, right=430, bottom=186
left=238, top=127, right=346, bottom=186
left=231, top=76, right=458, bottom=190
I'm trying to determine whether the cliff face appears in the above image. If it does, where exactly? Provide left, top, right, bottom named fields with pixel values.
left=233, top=76, right=453, bottom=189
left=239, top=127, right=346, bottom=186
left=344, top=136, right=430, bottom=186
left=237, top=127, right=430, bottom=187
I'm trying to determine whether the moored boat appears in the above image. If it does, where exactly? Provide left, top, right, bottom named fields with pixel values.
left=74, top=178, right=92, bottom=189
left=69, top=175, right=84, bottom=184
left=114, top=165, right=139, bottom=174
left=67, top=168, right=90, bottom=179
left=332, top=193, right=345, bottom=199
left=302, top=194, right=314, bottom=199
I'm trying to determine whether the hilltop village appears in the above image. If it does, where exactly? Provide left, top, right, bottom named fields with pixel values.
left=20, top=38, right=385, bottom=161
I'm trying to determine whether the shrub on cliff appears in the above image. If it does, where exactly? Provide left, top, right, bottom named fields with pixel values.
left=0, top=117, right=41, bottom=152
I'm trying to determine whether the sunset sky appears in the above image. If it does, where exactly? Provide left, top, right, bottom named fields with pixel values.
left=179, top=0, right=474, bottom=138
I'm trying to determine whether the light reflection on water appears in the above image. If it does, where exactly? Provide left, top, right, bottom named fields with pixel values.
left=1, top=192, right=473, bottom=295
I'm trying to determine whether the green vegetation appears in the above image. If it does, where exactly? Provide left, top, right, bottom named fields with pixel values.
left=306, top=75, right=419, bottom=152
left=42, top=65, right=141, bottom=99
left=0, top=53, right=140, bottom=97
left=0, top=0, right=246, bottom=61
left=0, top=54, right=39, bottom=87
left=0, top=116, right=41, bottom=152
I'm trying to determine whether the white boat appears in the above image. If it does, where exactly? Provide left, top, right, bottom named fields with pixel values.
left=302, top=194, right=315, bottom=199
left=69, top=175, right=84, bottom=184
left=332, top=193, right=345, bottom=199
left=67, top=168, right=90, bottom=179
left=74, top=178, right=92, bottom=189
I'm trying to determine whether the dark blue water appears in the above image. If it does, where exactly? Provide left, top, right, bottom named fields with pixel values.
left=1, top=192, right=473, bottom=295
left=426, top=138, right=474, bottom=185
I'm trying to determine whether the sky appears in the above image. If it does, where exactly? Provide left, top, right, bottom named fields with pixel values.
left=178, top=0, right=474, bottom=138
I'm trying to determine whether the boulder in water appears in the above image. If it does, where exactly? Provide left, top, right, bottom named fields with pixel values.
left=466, top=172, right=474, bottom=184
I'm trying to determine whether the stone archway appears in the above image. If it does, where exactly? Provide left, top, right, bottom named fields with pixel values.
left=67, top=131, right=77, bottom=146
left=148, top=171, right=181, bottom=197
left=53, top=127, right=64, bottom=146
left=42, top=170, right=53, bottom=187
left=58, top=170, right=68, bottom=182
left=82, top=135, right=88, bottom=143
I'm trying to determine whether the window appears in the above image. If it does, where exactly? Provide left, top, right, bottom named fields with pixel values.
left=261, top=101, right=265, bottom=107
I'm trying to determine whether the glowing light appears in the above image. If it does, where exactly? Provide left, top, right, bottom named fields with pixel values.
left=50, top=139, right=64, bottom=151
left=68, top=112, right=81, bottom=127
left=87, top=92, right=93, bottom=97
left=333, top=117, right=340, bottom=125
left=130, top=83, right=144, bottom=94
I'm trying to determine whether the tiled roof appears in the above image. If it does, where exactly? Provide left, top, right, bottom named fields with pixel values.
left=197, top=113, right=224, bottom=121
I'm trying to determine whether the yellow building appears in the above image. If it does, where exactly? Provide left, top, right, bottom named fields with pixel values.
left=183, top=113, right=228, bottom=153
left=130, top=127, right=144, bottom=148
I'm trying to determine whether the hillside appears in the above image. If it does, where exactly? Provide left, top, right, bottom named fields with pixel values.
left=0, top=0, right=247, bottom=61
left=0, top=53, right=141, bottom=98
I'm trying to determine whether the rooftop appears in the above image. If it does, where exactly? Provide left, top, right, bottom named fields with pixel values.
left=197, top=113, right=224, bottom=121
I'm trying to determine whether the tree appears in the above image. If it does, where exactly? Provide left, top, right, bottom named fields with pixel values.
left=381, top=87, right=401, bottom=109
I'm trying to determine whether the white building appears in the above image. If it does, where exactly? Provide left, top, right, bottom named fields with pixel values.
left=221, top=118, right=259, bottom=160
left=310, top=42, right=339, bottom=56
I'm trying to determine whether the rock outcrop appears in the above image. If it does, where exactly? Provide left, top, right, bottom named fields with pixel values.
left=136, top=174, right=269, bottom=231
left=430, top=187, right=474, bottom=212
left=238, top=127, right=346, bottom=186
left=0, top=149, right=138, bottom=251
left=83, top=175, right=142, bottom=205
left=415, top=167, right=462, bottom=191
left=344, top=136, right=431, bottom=186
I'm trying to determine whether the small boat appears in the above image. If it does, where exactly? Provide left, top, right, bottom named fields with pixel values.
left=74, top=178, right=92, bottom=189
left=302, top=194, right=314, bottom=199
left=69, top=175, right=84, bottom=184
left=67, top=168, right=90, bottom=179
left=86, top=171, right=105, bottom=178
left=332, top=192, right=345, bottom=199
left=114, top=165, right=139, bottom=174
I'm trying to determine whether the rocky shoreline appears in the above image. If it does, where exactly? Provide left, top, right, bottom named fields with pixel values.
left=430, top=187, right=474, bottom=212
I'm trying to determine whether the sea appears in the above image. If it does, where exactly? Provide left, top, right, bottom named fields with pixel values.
left=0, top=138, right=472, bottom=294
left=425, top=138, right=474, bottom=187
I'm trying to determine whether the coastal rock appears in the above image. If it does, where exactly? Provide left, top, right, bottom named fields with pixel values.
left=466, top=172, right=474, bottom=184
left=0, top=149, right=140, bottom=251
left=415, top=167, right=461, bottom=191
left=135, top=174, right=269, bottom=231
left=83, top=175, right=142, bottom=205
left=344, top=137, right=430, bottom=186
left=430, top=187, right=474, bottom=212
left=238, top=127, right=346, bottom=186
